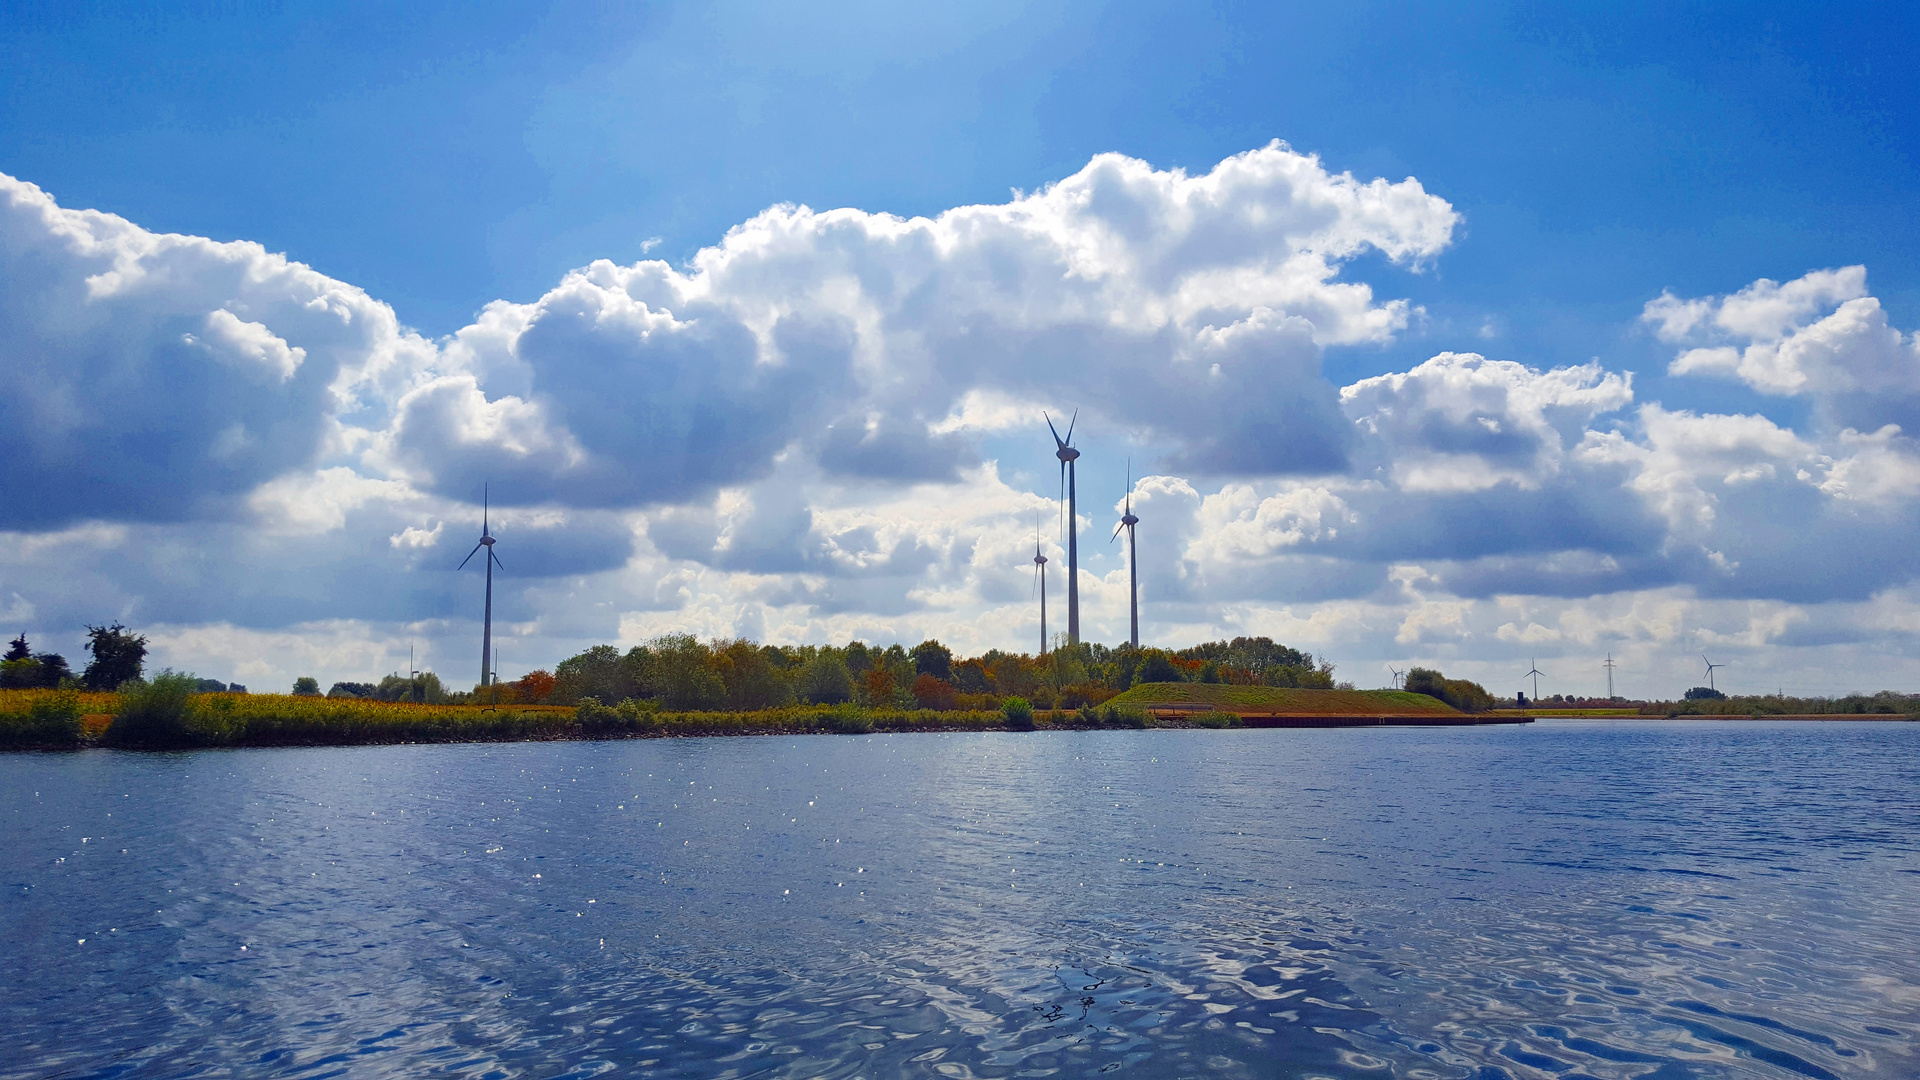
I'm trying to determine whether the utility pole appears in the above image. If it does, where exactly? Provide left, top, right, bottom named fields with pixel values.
left=1603, top=653, right=1617, bottom=699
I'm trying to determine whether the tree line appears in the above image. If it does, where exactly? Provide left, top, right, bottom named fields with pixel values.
left=483, top=634, right=1344, bottom=712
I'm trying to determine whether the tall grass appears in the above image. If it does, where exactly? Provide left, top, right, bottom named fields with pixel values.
left=2, top=687, right=1201, bottom=751
left=0, top=689, right=85, bottom=747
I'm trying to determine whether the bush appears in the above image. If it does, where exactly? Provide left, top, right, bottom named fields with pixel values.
left=829, top=703, right=874, bottom=734
left=1683, top=686, right=1727, bottom=701
left=1191, top=710, right=1242, bottom=728
left=1403, top=668, right=1495, bottom=712
left=1101, top=703, right=1152, bottom=728
left=575, top=696, right=661, bottom=733
left=107, top=671, right=233, bottom=747
left=1002, top=696, right=1035, bottom=730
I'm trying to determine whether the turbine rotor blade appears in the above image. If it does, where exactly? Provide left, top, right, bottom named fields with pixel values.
left=1064, top=408, right=1076, bottom=444
left=491, top=549, right=504, bottom=571
left=1045, top=412, right=1065, bottom=448
left=1112, top=521, right=1124, bottom=542
left=457, top=541, right=484, bottom=570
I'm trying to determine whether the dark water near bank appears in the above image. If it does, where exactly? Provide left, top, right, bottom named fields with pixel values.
left=4, top=723, right=1918, bottom=1079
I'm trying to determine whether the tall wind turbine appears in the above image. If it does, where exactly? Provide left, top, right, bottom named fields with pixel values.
left=1111, top=460, right=1140, bottom=648
left=1702, top=654, right=1726, bottom=693
left=1525, top=658, right=1545, bottom=702
left=1046, top=411, right=1081, bottom=645
left=458, top=485, right=504, bottom=693
left=1032, top=513, right=1049, bottom=656
left=1387, top=665, right=1404, bottom=689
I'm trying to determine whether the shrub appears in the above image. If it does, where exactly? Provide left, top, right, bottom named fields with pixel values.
left=107, top=671, right=227, bottom=747
left=1403, top=668, right=1494, bottom=712
left=829, top=703, right=874, bottom=734
left=1191, top=710, right=1241, bottom=728
left=575, top=696, right=661, bottom=732
left=1683, top=686, right=1727, bottom=701
left=1002, top=696, right=1035, bottom=730
left=1101, top=703, right=1151, bottom=728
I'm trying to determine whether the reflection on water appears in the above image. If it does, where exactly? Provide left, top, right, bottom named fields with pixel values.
left=3, top=722, right=1917, bottom=1078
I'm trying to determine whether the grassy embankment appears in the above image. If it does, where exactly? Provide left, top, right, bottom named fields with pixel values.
left=0, top=687, right=1035, bottom=750
left=1106, top=682, right=1462, bottom=715
left=3, top=681, right=1510, bottom=751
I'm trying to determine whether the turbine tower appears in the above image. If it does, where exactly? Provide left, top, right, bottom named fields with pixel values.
left=1525, top=658, right=1545, bottom=702
left=1111, top=460, right=1140, bottom=648
left=1046, top=411, right=1081, bottom=645
left=1603, top=653, right=1617, bottom=699
left=1702, top=654, right=1726, bottom=693
left=458, top=484, right=504, bottom=693
left=1032, top=513, right=1049, bottom=656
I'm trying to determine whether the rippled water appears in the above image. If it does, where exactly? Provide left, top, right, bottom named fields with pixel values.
left=4, top=721, right=1918, bottom=1079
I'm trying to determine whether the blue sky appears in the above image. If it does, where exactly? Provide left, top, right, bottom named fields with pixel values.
left=3, top=2, right=1919, bottom=697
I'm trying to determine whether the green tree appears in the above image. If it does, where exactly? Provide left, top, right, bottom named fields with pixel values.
left=646, top=634, right=727, bottom=710
left=910, top=639, right=953, bottom=680
left=713, top=638, right=795, bottom=710
left=4, top=634, right=28, bottom=662
left=83, top=622, right=147, bottom=691
left=292, top=676, right=321, bottom=696
left=800, top=651, right=855, bottom=704
left=1136, top=651, right=1183, bottom=684
left=552, top=644, right=632, bottom=705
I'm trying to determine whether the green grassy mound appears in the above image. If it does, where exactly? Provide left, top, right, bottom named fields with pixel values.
left=1106, top=683, right=1461, bottom=715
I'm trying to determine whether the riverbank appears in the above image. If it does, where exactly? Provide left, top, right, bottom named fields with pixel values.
left=0, top=686, right=1538, bottom=751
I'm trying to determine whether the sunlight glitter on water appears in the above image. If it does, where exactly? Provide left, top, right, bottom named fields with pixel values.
left=2, top=722, right=1917, bottom=1078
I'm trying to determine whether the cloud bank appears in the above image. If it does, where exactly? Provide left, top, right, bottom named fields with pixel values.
left=3, top=144, right=1918, bottom=697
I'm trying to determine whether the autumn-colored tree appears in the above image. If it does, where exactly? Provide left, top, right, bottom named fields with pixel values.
left=861, top=665, right=895, bottom=706
left=911, top=674, right=958, bottom=711
left=515, top=669, right=557, bottom=703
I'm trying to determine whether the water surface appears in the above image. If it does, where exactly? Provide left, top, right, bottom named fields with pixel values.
left=4, top=721, right=1917, bottom=1078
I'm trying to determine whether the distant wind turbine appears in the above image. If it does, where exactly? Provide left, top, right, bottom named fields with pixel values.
left=1387, top=665, right=1404, bottom=689
left=1032, top=512, right=1049, bottom=656
left=1702, top=654, right=1727, bottom=693
left=458, top=484, right=504, bottom=694
left=1046, top=411, right=1081, bottom=645
left=1525, top=658, right=1545, bottom=702
left=1111, top=459, right=1141, bottom=649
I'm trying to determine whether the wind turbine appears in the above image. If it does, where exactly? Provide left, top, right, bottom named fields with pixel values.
left=1111, top=459, right=1140, bottom=649
left=458, top=484, right=504, bottom=694
left=1525, top=658, right=1545, bottom=702
left=1046, top=411, right=1081, bottom=645
left=1702, top=654, right=1727, bottom=693
left=1387, top=665, right=1404, bottom=689
left=1032, top=512, right=1049, bottom=656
